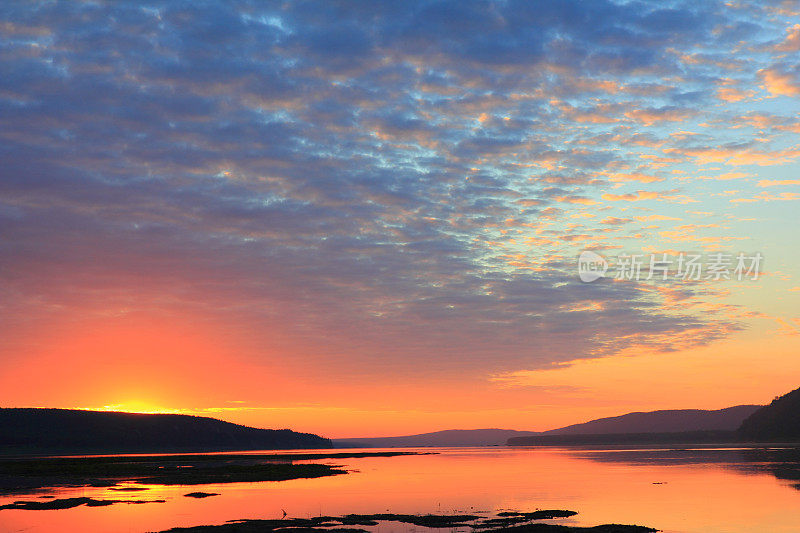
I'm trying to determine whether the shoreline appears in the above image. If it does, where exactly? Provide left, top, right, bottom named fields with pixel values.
left=152, top=510, right=658, bottom=533
left=0, top=451, right=425, bottom=495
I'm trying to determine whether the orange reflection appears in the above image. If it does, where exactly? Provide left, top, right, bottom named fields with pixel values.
left=2, top=448, right=800, bottom=533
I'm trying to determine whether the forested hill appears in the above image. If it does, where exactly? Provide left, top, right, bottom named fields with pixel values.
left=739, top=387, right=800, bottom=441
left=0, top=408, right=331, bottom=454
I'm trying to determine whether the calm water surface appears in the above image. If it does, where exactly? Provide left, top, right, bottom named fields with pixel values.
left=2, top=445, right=800, bottom=533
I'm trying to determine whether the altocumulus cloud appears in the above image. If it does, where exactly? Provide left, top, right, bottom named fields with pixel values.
left=0, top=0, right=795, bottom=376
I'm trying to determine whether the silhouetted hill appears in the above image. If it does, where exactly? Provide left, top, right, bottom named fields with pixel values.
left=335, top=406, right=761, bottom=448
left=544, top=405, right=761, bottom=435
left=0, top=408, right=331, bottom=454
left=739, top=387, right=800, bottom=441
left=333, top=429, right=540, bottom=448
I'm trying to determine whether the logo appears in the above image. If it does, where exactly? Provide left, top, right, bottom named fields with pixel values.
left=578, top=250, right=608, bottom=282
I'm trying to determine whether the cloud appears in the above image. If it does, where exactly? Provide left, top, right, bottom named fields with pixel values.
left=716, top=86, right=754, bottom=102
left=606, top=172, right=664, bottom=183
left=601, top=191, right=661, bottom=202
left=634, top=214, right=681, bottom=222
left=774, top=23, right=800, bottom=51
left=0, top=0, right=791, bottom=382
left=713, top=172, right=751, bottom=180
left=625, top=106, right=693, bottom=125
left=759, top=65, right=800, bottom=96
left=664, top=145, right=800, bottom=166
left=757, top=179, right=800, bottom=187
left=731, top=191, right=800, bottom=202
left=555, top=196, right=598, bottom=205
left=600, top=217, right=633, bottom=225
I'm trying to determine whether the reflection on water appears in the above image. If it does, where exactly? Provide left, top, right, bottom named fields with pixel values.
left=575, top=445, right=800, bottom=490
left=2, top=446, right=800, bottom=533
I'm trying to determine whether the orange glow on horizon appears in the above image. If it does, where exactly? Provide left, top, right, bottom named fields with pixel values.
left=2, top=313, right=799, bottom=439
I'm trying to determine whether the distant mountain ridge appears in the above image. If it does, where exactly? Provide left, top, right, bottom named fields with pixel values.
left=543, top=405, right=761, bottom=435
left=334, top=428, right=540, bottom=448
left=334, top=405, right=762, bottom=448
left=0, top=408, right=331, bottom=454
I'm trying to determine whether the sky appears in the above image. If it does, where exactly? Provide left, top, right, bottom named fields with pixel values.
left=0, top=0, right=799, bottom=438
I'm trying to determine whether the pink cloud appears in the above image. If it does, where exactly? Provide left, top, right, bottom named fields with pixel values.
left=759, top=67, right=800, bottom=96
left=757, top=179, right=800, bottom=187
left=775, top=23, right=800, bottom=52
left=601, top=190, right=660, bottom=202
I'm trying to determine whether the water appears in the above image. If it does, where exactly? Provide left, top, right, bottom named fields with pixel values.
left=2, top=445, right=800, bottom=533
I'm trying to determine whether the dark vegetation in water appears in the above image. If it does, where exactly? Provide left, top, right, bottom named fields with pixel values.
left=490, top=525, right=657, bottom=532
left=476, top=510, right=577, bottom=528
left=184, top=492, right=221, bottom=498
left=337, top=513, right=482, bottom=527
left=0, top=451, right=421, bottom=494
left=155, top=511, right=656, bottom=533
left=136, top=462, right=344, bottom=486
left=0, top=496, right=165, bottom=510
left=0, top=408, right=332, bottom=455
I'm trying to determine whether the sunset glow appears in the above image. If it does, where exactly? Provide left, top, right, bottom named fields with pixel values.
left=1, top=0, right=799, bottom=440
